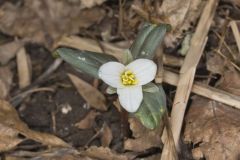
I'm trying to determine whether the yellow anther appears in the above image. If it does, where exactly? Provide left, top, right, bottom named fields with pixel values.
left=121, top=70, right=138, bottom=86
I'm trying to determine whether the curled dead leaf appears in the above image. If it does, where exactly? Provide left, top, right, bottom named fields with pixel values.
left=184, top=97, right=240, bottom=160
left=0, top=100, right=69, bottom=152
left=100, top=123, right=113, bottom=147
left=206, top=52, right=225, bottom=74
left=0, top=66, right=13, bottom=99
left=124, top=117, right=163, bottom=152
left=0, top=124, right=23, bottom=152
left=75, top=110, right=100, bottom=129
left=160, top=0, right=205, bottom=47
left=219, top=67, right=240, bottom=96
left=68, top=73, right=107, bottom=111
left=5, top=148, right=91, bottom=160
left=0, top=41, right=22, bottom=65
left=82, top=146, right=129, bottom=160
left=0, top=0, right=106, bottom=48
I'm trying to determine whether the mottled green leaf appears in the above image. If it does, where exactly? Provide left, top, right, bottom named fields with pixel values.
left=130, top=24, right=155, bottom=59
left=56, top=47, right=117, bottom=78
left=142, top=82, right=159, bottom=93
left=134, top=84, right=166, bottom=129
left=130, top=24, right=168, bottom=60
left=122, top=49, right=133, bottom=65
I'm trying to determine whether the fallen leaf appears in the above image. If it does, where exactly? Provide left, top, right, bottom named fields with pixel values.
left=0, top=0, right=106, bottom=48
left=160, top=0, right=191, bottom=29
left=82, top=146, right=129, bottom=160
left=0, top=100, right=69, bottom=152
left=136, top=154, right=161, bottom=160
left=6, top=148, right=92, bottom=160
left=68, top=73, right=107, bottom=111
left=38, top=148, right=91, bottom=160
left=226, top=0, right=240, bottom=7
left=0, top=66, right=13, bottom=99
left=80, top=0, right=106, bottom=9
left=75, top=110, right=100, bottom=129
left=218, top=67, right=240, bottom=96
left=100, top=123, right=113, bottom=147
left=16, top=47, right=32, bottom=88
left=184, top=96, right=240, bottom=160
left=124, top=117, right=163, bottom=152
left=0, top=41, right=22, bottom=65
left=0, top=124, right=23, bottom=152
left=160, top=0, right=205, bottom=47
left=206, top=52, right=225, bottom=74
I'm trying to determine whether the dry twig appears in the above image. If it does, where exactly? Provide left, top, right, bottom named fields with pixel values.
left=161, top=1, right=219, bottom=158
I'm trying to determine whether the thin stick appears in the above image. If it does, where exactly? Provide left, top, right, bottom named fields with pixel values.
left=161, top=70, right=240, bottom=109
left=230, top=21, right=240, bottom=56
left=214, top=49, right=240, bottom=72
left=166, top=0, right=219, bottom=152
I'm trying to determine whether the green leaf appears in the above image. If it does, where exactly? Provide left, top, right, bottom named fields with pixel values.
left=55, top=47, right=118, bottom=78
left=134, top=84, right=166, bottom=129
left=130, top=24, right=156, bottom=59
left=122, top=49, right=133, bottom=65
left=130, top=24, right=168, bottom=60
left=142, top=82, right=159, bottom=93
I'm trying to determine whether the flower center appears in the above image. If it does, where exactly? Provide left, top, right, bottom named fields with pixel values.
left=121, top=70, right=138, bottom=86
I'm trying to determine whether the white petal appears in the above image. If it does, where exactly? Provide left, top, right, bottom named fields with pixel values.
left=117, top=86, right=143, bottom=112
left=98, top=62, right=125, bottom=88
left=126, top=59, right=157, bottom=85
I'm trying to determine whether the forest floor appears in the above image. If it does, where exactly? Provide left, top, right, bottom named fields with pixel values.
left=0, top=0, right=240, bottom=160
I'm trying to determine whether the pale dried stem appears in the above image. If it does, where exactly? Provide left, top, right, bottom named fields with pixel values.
left=230, top=21, right=240, bottom=56
left=161, top=70, right=240, bottom=109
left=213, top=30, right=237, bottom=60
left=214, top=49, right=240, bottom=72
left=161, top=0, right=219, bottom=157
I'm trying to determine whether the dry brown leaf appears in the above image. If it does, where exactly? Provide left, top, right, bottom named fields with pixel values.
left=5, top=148, right=92, bottom=160
left=100, top=123, right=113, bottom=147
left=80, top=0, right=106, bottom=9
left=0, top=0, right=106, bottom=48
left=136, top=154, right=161, bottom=160
left=206, top=52, right=225, bottom=74
left=16, top=47, right=32, bottom=89
left=160, top=0, right=191, bottom=29
left=226, top=0, right=240, bottom=7
left=219, top=67, right=240, bottom=96
left=160, top=0, right=205, bottom=47
left=0, top=124, right=24, bottom=152
left=124, top=117, right=162, bottom=152
left=0, top=66, right=13, bottom=99
left=82, top=146, right=129, bottom=160
left=68, top=73, right=107, bottom=111
left=0, top=100, right=69, bottom=152
left=75, top=110, right=100, bottom=129
left=0, top=41, right=22, bottom=65
left=184, top=96, right=240, bottom=160
left=34, top=148, right=90, bottom=160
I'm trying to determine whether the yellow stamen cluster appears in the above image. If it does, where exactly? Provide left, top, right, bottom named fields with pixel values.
left=121, top=70, right=138, bottom=86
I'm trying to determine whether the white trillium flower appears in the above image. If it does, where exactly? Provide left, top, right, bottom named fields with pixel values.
left=98, top=59, right=157, bottom=113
